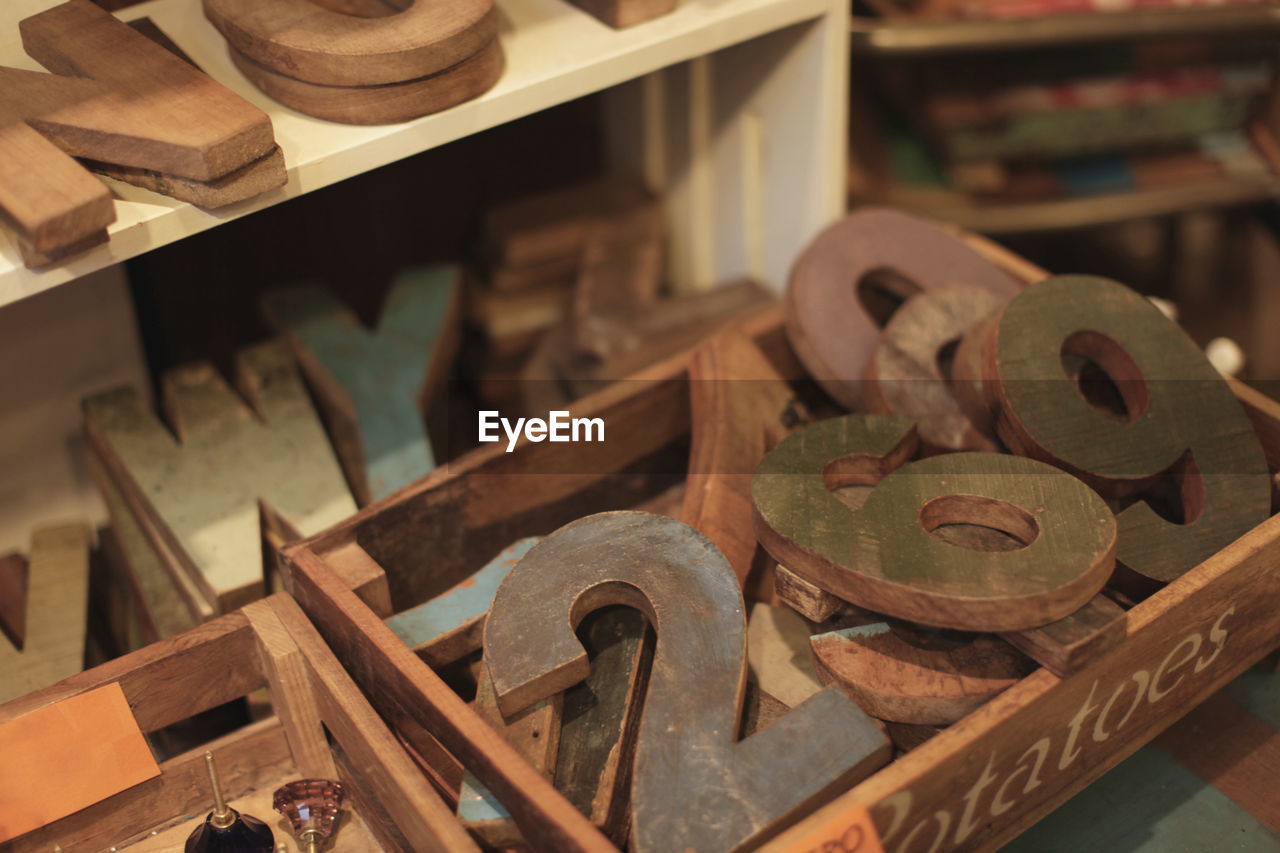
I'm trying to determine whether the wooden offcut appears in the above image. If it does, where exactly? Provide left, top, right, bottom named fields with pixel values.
left=84, top=341, right=358, bottom=614
left=1000, top=593, right=1127, bottom=677
left=484, top=512, right=891, bottom=853
left=263, top=265, right=462, bottom=505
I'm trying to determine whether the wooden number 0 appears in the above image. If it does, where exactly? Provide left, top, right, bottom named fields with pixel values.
left=483, top=511, right=891, bottom=853
left=752, top=415, right=1117, bottom=632
left=984, top=275, right=1271, bottom=582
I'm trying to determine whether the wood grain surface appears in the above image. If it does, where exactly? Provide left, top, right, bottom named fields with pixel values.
left=985, top=275, right=1271, bottom=582
left=484, top=511, right=891, bottom=853
left=752, top=415, right=1117, bottom=632
left=785, top=208, right=1018, bottom=411
left=204, top=0, right=496, bottom=87
left=228, top=38, right=503, bottom=125
left=1000, top=594, right=1127, bottom=678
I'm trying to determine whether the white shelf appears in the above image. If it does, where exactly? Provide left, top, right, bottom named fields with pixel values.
left=0, top=0, right=834, bottom=307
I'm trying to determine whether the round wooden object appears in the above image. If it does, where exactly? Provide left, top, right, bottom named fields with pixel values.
left=228, top=39, right=503, bottom=125
left=752, top=415, right=1117, bottom=632
left=205, top=0, right=497, bottom=87
left=864, top=285, right=1006, bottom=453
left=810, top=613, right=1033, bottom=725
left=949, top=309, right=1001, bottom=438
left=984, top=274, right=1270, bottom=582
left=784, top=208, right=1019, bottom=411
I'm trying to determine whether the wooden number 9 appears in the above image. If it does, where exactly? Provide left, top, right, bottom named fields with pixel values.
left=752, top=415, right=1117, bottom=632
left=984, top=275, right=1271, bottom=581
left=483, top=511, right=891, bottom=853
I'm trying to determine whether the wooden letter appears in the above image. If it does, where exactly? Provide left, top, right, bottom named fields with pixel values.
left=263, top=265, right=462, bottom=505
left=985, top=275, right=1271, bottom=581
left=752, top=415, right=1117, bottom=632
left=484, top=511, right=890, bottom=853
left=84, top=341, right=357, bottom=614
left=785, top=208, right=1019, bottom=411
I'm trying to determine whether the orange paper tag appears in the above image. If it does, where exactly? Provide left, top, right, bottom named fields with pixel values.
left=0, top=682, right=160, bottom=842
left=780, top=804, right=884, bottom=853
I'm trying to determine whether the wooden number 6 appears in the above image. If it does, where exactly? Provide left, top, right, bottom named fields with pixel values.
left=484, top=511, right=891, bottom=853
left=752, top=415, right=1117, bottom=632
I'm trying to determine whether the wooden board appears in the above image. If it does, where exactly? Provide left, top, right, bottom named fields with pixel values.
left=0, top=523, right=90, bottom=704
left=809, top=611, right=1033, bottom=726
left=752, top=415, right=1117, bottom=632
left=84, top=340, right=358, bottom=614
left=785, top=207, right=1019, bottom=411
left=999, top=594, right=1127, bottom=678
left=484, top=512, right=891, bottom=853
left=204, top=0, right=497, bottom=87
left=566, top=0, right=676, bottom=27
left=228, top=39, right=504, bottom=126
left=263, top=265, right=462, bottom=505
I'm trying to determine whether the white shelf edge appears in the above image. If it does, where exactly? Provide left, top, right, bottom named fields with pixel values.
left=0, top=0, right=834, bottom=308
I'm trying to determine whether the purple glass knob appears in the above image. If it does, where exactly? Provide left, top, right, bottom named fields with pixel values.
left=273, top=779, right=345, bottom=851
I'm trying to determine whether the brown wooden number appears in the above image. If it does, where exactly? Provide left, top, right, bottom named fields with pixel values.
left=483, top=511, right=891, bottom=853
left=864, top=285, right=1007, bottom=453
left=984, top=275, right=1271, bottom=582
left=785, top=207, right=1019, bottom=411
left=752, top=415, right=1116, bottom=632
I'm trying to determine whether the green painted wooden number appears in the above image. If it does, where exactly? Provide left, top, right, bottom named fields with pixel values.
left=985, top=275, right=1271, bottom=582
left=752, top=415, right=1116, bottom=632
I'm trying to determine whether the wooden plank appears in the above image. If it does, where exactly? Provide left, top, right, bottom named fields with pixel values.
left=204, top=0, right=497, bottom=87
left=1000, top=594, right=1128, bottom=678
left=986, top=275, right=1271, bottom=583
left=752, top=415, right=1117, bottom=632
left=320, top=540, right=393, bottom=618
left=809, top=611, right=1033, bottom=726
left=242, top=599, right=338, bottom=779
left=458, top=671, right=563, bottom=847
left=0, top=682, right=159, bottom=844
left=384, top=538, right=539, bottom=668
left=681, top=329, right=807, bottom=595
left=84, top=340, right=357, bottom=614
left=263, top=265, right=462, bottom=505
left=0, top=523, right=90, bottom=704
left=483, top=512, right=891, bottom=853
left=227, top=38, right=504, bottom=125
left=774, top=563, right=848, bottom=623
left=267, top=593, right=483, bottom=853
left=284, top=545, right=616, bottom=852
left=553, top=605, right=653, bottom=845
left=786, top=207, right=1019, bottom=411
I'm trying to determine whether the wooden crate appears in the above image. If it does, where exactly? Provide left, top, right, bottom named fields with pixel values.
left=0, top=592, right=476, bottom=853
left=278, top=234, right=1280, bottom=853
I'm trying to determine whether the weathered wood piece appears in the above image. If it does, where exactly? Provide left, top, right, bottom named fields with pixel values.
left=204, top=0, right=497, bottom=87
left=554, top=605, right=653, bottom=845
left=484, top=511, right=891, bottom=853
left=864, top=285, right=1006, bottom=453
left=681, top=329, right=807, bottom=596
left=0, top=523, right=90, bottom=704
left=0, top=682, right=159, bottom=844
left=949, top=310, right=1002, bottom=440
left=984, top=275, right=1271, bottom=582
left=86, top=145, right=288, bottom=210
left=84, top=341, right=358, bottom=614
left=227, top=39, right=504, bottom=125
left=0, top=553, right=27, bottom=651
left=566, top=0, right=676, bottom=27
left=746, top=602, right=823, bottom=710
left=568, top=199, right=664, bottom=356
left=458, top=671, right=563, bottom=847
left=263, top=265, right=462, bottom=505
left=385, top=538, right=539, bottom=669
left=786, top=207, right=1018, bottom=411
left=752, top=415, right=1117, bottom=632
left=810, top=611, right=1034, bottom=725
left=774, top=563, right=848, bottom=623
left=0, top=0, right=283, bottom=261
left=1000, top=594, right=1128, bottom=678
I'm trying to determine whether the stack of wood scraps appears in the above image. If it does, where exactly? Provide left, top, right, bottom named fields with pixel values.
left=0, top=0, right=287, bottom=268
left=204, top=0, right=504, bottom=125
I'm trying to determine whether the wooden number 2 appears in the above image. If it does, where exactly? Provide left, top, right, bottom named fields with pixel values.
left=984, top=275, right=1271, bottom=582
left=483, top=511, right=891, bottom=853
left=752, top=415, right=1117, bottom=632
